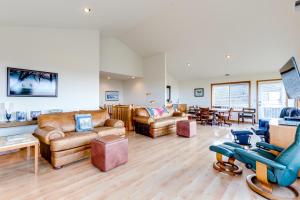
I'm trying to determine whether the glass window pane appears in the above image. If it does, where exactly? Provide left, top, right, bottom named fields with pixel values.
left=229, top=83, right=249, bottom=110
left=212, top=82, right=250, bottom=110
left=212, top=85, right=230, bottom=108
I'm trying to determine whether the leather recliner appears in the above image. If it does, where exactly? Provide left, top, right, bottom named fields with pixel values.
left=34, top=109, right=125, bottom=169
left=133, top=107, right=188, bottom=138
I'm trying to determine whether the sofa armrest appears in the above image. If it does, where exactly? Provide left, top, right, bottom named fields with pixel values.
left=105, top=119, right=124, bottom=128
left=133, top=116, right=154, bottom=125
left=173, top=112, right=186, bottom=117
left=34, top=126, right=65, bottom=145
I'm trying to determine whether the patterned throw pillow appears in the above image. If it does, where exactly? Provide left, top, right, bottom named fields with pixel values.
left=146, top=107, right=169, bottom=118
left=75, top=114, right=93, bottom=132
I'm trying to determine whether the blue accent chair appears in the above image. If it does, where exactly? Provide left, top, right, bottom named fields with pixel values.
left=234, top=125, right=300, bottom=199
left=231, top=130, right=253, bottom=146
left=251, top=119, right=270, bottom=143
left=209, top=141, right=277, bottom=176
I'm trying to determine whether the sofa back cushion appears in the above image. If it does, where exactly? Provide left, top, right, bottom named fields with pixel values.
left=135, top=107, right=173, bottom=119
left=135, top=108, right=150, bottom=118
left=38, top=112, right=78, bottom=132
left=79, top=109, right=110, bottom=127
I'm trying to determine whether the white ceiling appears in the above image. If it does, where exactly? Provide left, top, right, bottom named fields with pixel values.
left=120, top=0, right=300, bottom=80
left=0, top=0, right=175, bottom=35
left=0, top=0, right=300, bottom=80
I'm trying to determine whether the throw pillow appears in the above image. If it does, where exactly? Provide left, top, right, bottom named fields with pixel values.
left=75, top=114, right=93, bottom=132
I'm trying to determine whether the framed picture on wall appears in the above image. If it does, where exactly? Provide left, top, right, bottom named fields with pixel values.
left=7, top=67, right=58, bottom=97
left=194, top=88, right=204, bottom=97
left=105, top=91, right=119, bottom=101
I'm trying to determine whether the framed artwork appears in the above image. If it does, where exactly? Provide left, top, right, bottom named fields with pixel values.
left=16, top=111, right=27, bottom=122
left=194, top=88, right=204, bottom=97
left=7, top=67, right=58, bottom=97
left=105, top=91, right=119, bottom=101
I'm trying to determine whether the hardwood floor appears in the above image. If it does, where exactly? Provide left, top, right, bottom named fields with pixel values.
left=0, top=124, right=298, bottom=200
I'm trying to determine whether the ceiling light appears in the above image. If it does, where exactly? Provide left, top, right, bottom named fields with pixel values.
left=225, top=54, right=231, bottom=60
left=84, top=8, right=92, bottom=13
left=225, top=74, right=230, bottom=77
left=186, top=63, right=191, bottom=67
left=107, top=76, right=111, bottom=80
left=131, top=76, right=136, bottom=79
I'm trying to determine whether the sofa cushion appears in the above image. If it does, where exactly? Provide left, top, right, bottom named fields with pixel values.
left=38, top=112, right=78, bottom=132
left=135, top=108, right=150, bottom=118
left=93, top=127, right=126, bottom=137
left=75, top=114, right=93, bottom=132
left=50, top=131, right=98, bottom=152
left=79, top=109, right=110, bottom=127
left=150, top=118, right=175, bottom=129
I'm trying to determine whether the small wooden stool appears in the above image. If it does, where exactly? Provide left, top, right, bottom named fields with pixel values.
left=91, top=135, right=128, bottom=172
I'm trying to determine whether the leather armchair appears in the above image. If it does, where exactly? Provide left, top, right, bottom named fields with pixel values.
left=251, top=119, right=270, bottom=143
left=233, top=125, right=300, bottom=199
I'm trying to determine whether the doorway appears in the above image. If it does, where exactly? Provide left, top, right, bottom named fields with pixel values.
left=257, top=79, right=287, bottom=119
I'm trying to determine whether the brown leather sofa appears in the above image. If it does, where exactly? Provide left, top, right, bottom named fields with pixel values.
left=34, top=109, right=125, bottom=169
left=133, top=107, right=188, bottom=138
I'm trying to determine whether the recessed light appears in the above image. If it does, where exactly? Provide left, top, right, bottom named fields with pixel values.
left=107, top=76, right=111, bottom=80
left=131, top=76, right=136, bottom=79
left=186, top=63, right=191, bottom=67
left=225, top=54, right=231, bottom=60
left=84, top=8, right=91, bottom=13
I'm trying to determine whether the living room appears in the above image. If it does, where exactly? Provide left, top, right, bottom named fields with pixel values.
left=1, top=0, right=300, bottom=199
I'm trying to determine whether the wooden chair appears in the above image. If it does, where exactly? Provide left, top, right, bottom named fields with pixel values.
left=238, top=108, right=256, bottom=125
left=199, top=108, right=213, bottom=125
left=217, top=108, right=233, bottom=126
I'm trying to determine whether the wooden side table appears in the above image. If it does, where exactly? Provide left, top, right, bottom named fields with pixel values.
left=0, top=134, right=39, bottom=175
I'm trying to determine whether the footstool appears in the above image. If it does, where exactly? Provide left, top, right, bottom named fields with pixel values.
left=176, top=120, right=197, bottom=137
left=91, top=135, right=128, bottom=172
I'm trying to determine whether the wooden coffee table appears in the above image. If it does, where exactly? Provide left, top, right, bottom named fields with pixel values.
left=0, top=134, right=39, bottom=175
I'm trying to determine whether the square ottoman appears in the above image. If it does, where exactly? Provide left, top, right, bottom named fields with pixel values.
left=91, top=135, right=128, bottom=172
left=176, top=120, right=197, bottom=138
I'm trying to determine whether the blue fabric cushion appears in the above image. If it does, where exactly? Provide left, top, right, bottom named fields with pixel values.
left=75, top=114, right=93, bottom=132
left=145, top=108, right=155, bottom=118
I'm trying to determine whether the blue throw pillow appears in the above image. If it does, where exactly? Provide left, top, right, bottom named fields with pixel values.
left=75, top=114, right=93, bottom=132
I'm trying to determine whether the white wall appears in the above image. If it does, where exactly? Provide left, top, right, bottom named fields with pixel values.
left=0, top=27, right=100, bottom=135
left=100, top=37, right=143, bottom=77
left=143, top=53, right=166, bottom=106
left=100, top=78, right=124, bottom=105
left=166, top=73, right=179, bottom=104
left=123, top=78, right=147, bottom=106
left=179, top=72, right=280, bottom=109
left=123, top=53, right=167, bottom=106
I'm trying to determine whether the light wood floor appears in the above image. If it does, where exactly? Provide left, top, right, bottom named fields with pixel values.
left=0, top=124, right=299, bottom=200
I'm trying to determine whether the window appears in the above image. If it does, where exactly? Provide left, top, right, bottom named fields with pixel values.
left=211, top=81, right=250, bottom=110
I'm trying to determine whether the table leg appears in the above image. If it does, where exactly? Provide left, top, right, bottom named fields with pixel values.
left=34, top=144, right=39, bottom=175
left=27, top=146, right=30, bottom=160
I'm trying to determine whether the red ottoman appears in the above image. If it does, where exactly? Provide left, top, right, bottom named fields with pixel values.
left=176, top=120, right=197, bottom=138
left=91, top=135, right=128, bottom=172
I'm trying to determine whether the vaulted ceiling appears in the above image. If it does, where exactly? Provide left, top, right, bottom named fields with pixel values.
left=119, top=0, right=300, bottom=80
left=0, top=0, right=299, bottom=80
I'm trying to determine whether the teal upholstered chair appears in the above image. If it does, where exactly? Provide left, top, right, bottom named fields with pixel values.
left=234, top=125, right=300, bottom=199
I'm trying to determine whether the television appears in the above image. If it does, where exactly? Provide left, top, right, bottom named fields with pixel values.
left=7, top=67, right=58, bottom=97
left=280, top=57, right=300, bottom=99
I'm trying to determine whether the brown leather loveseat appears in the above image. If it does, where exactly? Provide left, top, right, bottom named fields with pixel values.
left=133, top=107, right=188, bottom=138
left=34, top=109, right=125, bottom=169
